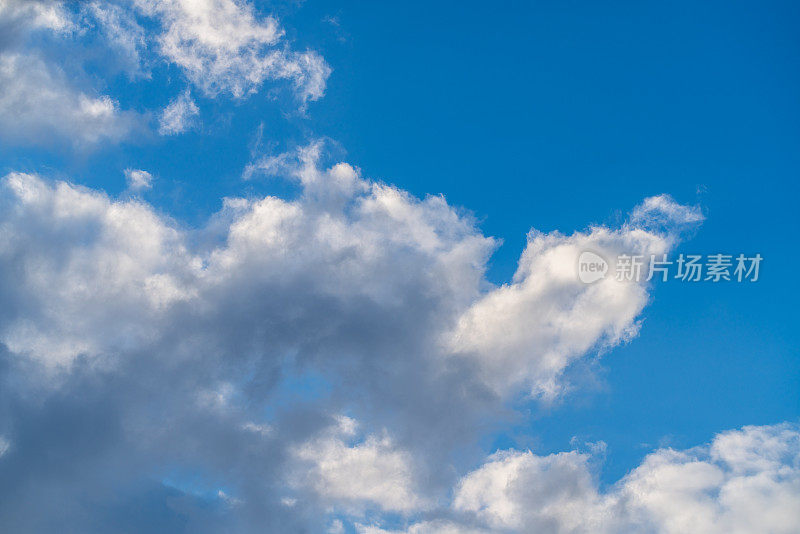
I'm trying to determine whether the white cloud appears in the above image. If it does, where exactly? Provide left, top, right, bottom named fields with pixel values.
left=630, top=193, right=705, bottom=232
left=620, top=424, right=800, bottom=534
left=328, top=519, right=346, bottom=534
left=158, top=89, right=199, bottom=135
left=0, top=5, right=789, bottom=533
left=357, top=520, right=490, bottom=534
left=0, top=146, right=698, bottom=386
left=133, top=0, right=330, bottom=101
left=444, top=196, right=704, bottom=400
left=124, top=168, right=153, bottom=190
left=275, top=49, right=330, bottom=105
left=0, top=0, right=75, bottom=34
left=0, top=51, right=139, bottom=147
left=0, top=172, right=195, bottom=366
left=447, top=222, right=669, bottom=400
left=292, top=416, right=424, bottom=513
left=371, top=423, right=800, bottom=534
left=0, top=0, right=328, bottom=150
left=0, top=1, right=144, bottom=147
left=453, top=448, right=608, bottom=532
left=0, top=146, right=716, bottom=531
left=84, top=1, right=149, bottom=78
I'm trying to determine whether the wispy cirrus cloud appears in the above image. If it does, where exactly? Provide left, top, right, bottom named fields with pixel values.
left=124, top=168, right=153, bottom=190
left=158, top=89, right=199, bottom=135
left=84, top=1, right=150, bottom=79
left=0, top=0, right=75, bottom=35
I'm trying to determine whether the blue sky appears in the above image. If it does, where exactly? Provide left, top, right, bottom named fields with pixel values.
left=0, top=1, right=798, bottom=532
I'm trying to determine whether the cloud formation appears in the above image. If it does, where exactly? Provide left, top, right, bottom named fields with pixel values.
left=124, top=168, right=154, bottom=190
left=133, top=0, right=330, bottom=101
left=158, top=89, right=200, bottom=135
left=0, top=50, right=139, bottom=147
left=0, top=0, right=75, bottom=34
left=0, top=142, right=742, bottom=531
left=362, top=423, right=800, bottom=534
left=0, top=0, right=329, bottom=148
left=0, top=1, right=141, bottom=147
left=291, top=416, right=424, bottom=514
left=85, top=1, right=150, bottom=79
left=0, top=3, right=792, bottom=532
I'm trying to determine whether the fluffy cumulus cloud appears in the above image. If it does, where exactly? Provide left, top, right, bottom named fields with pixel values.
left=364, top=423, right=800, bottom=534
left=0, top=52, right=137, bottom=146
left=448, top=224, right=671, bottom=400
left=133, top=0, right=330, bottom=101
left=0, top=3, right=794, bottom=532
left=0, top=0, right=328, bottom=148
left=290, top=416, right=424, bottom=514
left=4, top=141, right=785, bottom=533
left=0, top=1, right=142, bottom=147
